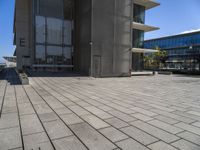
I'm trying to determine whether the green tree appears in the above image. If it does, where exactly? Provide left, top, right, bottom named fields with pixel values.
left=153, top=47, right=168, bottom=69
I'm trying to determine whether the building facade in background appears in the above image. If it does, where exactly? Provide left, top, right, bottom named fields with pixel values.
left=144, top=31, right=200, bottom=71
left=14, top=0, right=159, bottom=77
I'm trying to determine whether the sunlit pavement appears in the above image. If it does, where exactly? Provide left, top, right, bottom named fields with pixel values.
left=1, top=68, right=200, bottom=150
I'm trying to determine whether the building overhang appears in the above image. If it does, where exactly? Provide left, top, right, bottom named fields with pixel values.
left=134, top=0, right=160, bottom=10
left=132, top=22, right=159, bottom=32
left=132, top=48, right=158, bottom=53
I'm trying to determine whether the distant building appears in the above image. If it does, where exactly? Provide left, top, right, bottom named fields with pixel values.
left=144, top=31, right=200, bottom=71
left=14, top=0, right=159, bottom=77
left=3, top=56, right=17, bottom=68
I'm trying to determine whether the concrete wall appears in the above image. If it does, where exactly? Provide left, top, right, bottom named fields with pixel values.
left=74, top=0, right=92, bottom=75
left=15, top=0, right=32, bottom=70
left=91, top=0, right=132, bottom=77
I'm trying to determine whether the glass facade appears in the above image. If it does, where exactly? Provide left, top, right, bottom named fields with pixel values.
left=132, top=4, right=145, bottom=71
left=34, top=0, right=74, bottom=67
left=144, top=32, right=200, bottom=70
left=144, top=33, right=200, bottom=49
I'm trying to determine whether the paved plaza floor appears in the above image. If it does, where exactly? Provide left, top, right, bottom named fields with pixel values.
left=1, top=69, right=200, bottom=150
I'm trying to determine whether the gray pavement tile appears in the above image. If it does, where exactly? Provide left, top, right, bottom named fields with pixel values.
left=177, top=131, right=200, bottom=146
left=34, top=103, right=53, bottom=114
left=175, top=122, right=200, bottom=136
left=0, top=113, right=19, bottom=130
left=53, top=136, right=87, bottom=150
left=43, top=120, right=73, bottom=140
left=172, top=139, right=200, bottom=150
left=24, top=141, right=54, bottom=150
left=20, top=114, right=44, bottom=135
left=99, top=127, right=128, bottom=142
left=150, top=108, right=195, bottom=124
left=68, top=105, right=91, bottom=116
left=0, top=127, right=22, bottom=150
left=39, top=112, right=59, bottom=122
left=81, top=114, right=110, bottom=129
left=23, top=132, right=49, bottom=148
left=192, top=121, right=200, bottom=128
left=153, top=115, right=180, bottom=125
left=120, top=126, right=158, bottom=145
left=116, top=138, right=149, bottom=150
left=131, top=113, right=153, bottom=122
left=54, top=107, right=72, bottom=115
left=2, top=106, right=17, bottom=114
left=84, top=106, right=113, bottom=119
left=130, top=106, right=157, bottom=117
left=18, top=103, right=35, bottom=116
left=60, top=113, right=84, bottom=125
left=148, top=119, right=183, bottom=134
left=148, top=141, right=178, bottom=150
left=70, top=123, right=116, bottom=150
left=108, top=110, right=137, bottom=122
left=105, top=117, right=129, bottom=129
left=131, top=120, right=180, bottom=143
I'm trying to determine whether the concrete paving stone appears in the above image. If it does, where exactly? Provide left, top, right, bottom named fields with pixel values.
left=173, top=111, right=200, bottom=122
left=177, top=131, right=200, bottom=146
left=175, top=122, right=200, bottom=136
left=76, top=101, right=91, bottom=107
left=120, top=126, right=158, bottom=145
left=131, top=113, right=153, bottom=122
left=148, top=141, right=178, bottom=150
left=0, top=127, right=22, bottom=150
left=0, top=113, right=19, bottom=130
left=148, top=119, right=183, bottom=134
left=70, top=123, right=116, bottom=150
left=20, top=114, right=44, bottom=135
left=43, top=120, right=73, bottom=140
left=23, top=132, right=49, bottom=148
left=81, top=114, right=110, bottom=129
left=98, top=105, right=114, bottom=111
left=2, top=106, right=17, bottom=114
left=130, top=106, right=157, bottom=117
left=148, top=104, right=175, bottom=112
left=153, top=115, right=180, bottom=125
left=62, top=100, right=76, bottom=106
left=150, top=108, right=195, bottom=124
left=53, top=136, right=87, bottom=150
left=116, top=138, right=149, bottom=150
left=34, top=103, right=53, bottom=114
left=84, top=106, right=113, bottom=119
left=39, top=112, right=59, bottom=122
left=60, top=113, right=84, bottom=125
left=68, top=105, right=91, bottom=116
left=99, top=127, right=128, bottom=142
left=108, top=110, right=137, bottom=122
left=172, top=139, right=200, bottom=150
left=24, top=141, right=54, bottom=150
left=43, top=96, right=64, bottom=109
left=131, top=120, right=180, bottom=143
left=192, top=121, right=200, bottom=128
left=54, top=107, right=72, bottom=115
left=187, top=111, right=200, bottom=117
left=18, top=103, right=35, bottom=116
left=105, top=117, right=129, bottom=129
left=3, top=100, right=16, bottom=108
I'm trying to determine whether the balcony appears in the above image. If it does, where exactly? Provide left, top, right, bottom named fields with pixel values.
left=132, top=21, right=159, bottom=32
left=134, top=0, right=160, bottom=10
left=132, top=47, right=158, bottom=53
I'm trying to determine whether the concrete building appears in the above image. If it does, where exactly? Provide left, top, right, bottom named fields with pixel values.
left=144, top=31, right=200, bottom=71
left=14, top=0, right=159, bottom=77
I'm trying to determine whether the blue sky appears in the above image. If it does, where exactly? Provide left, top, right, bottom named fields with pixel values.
left=0, top=0, right=200, bottom=62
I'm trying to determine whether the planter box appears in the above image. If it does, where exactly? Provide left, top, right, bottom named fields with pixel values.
left=19, top=73, right=29, bottom=85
